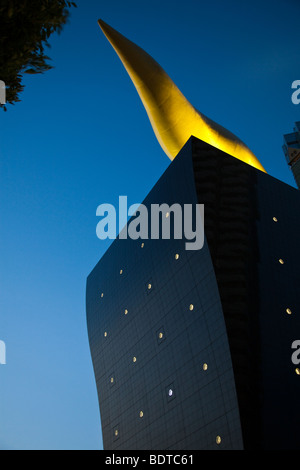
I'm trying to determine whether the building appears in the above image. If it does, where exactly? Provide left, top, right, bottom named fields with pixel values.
left=283, top=122, right=300, bottom=189
left=86, top=136, right=300, bottom=450
left=86, top=20, right=300, bottom=451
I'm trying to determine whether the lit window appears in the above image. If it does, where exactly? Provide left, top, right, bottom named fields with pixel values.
left=146, top=280, right=153, bottom=294
left=101, top=293, right=104, bottom=298
left=286, top=308, right=292, bottom=315
left=175, top=254, right=180, bottom=260
left=279, top=259, right=284, bottom=265
left=110, top=377, right=114, bottom=384
left=157, top=327, right=166, bottom=344
left=273, top=217, right=278, bottom=222
left=216, top=436, right=222, bottom=445
left=296, top=368, right=300, bottom=376
left=139, top=411, right=144, bottom=418
left=120, top=269, right=123, bottom=275
left=133, top=357, right=137, bottom=363
left=104, top=332, right=108, bottom=337
left=166, top=383, right=175, bottom=401
left=203, top=363, right=208, bottom=371
left=124, top=309, right=128, bottom=315
left=141, top=242, right=145, bottom=248
left=189, top=304, right=194, bottom=311
left=114, top=429, right=119, bottom=437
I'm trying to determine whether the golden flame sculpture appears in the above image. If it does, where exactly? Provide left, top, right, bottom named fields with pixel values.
left=98, top=19, right=266, bottom=173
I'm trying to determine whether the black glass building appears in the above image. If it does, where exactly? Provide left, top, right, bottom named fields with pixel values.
left=283, top=121, right=300, bottom=189
left=86, top=136, right=300, bottom=450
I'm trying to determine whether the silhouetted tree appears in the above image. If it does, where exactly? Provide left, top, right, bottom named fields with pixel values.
left=0, top=0, right=77, bottom=110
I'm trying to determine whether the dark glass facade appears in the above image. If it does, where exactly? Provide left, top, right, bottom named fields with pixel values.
left=283, top=121, right=300, bottom=189
left=86, top=137, right=300, bottom=450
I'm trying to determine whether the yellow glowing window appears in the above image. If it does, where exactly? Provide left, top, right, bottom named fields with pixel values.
left=286, top=308, right=292, bottom=315
left=141, top=242, right=145, bottom=248
left=133, top=357, right=137, bottom=363
left=175, top=254, right=180, bottom=260
left=125, top=309, right=128, bottom=315
left=203, top=363, right=208, bottom=371
left=104, top=332, right=108, bottom=337
left=279, top=259, right=284, bottom=264
left=189, top=304, right=194, bottom=311
left=120, top=269, right=123, bottom=275
left=159, top=332, right=164, bottom=339
left=110, top=377, right=114, bottom=384
left=101, top=293, right=104, bottom=298
left=114, top=429, right=119, bottom=437
left=273, top=217, right=278, bottom=222
left=216, top=436, right=222, bottom=445
left=296, top=368, right=300, bottom=376
left=148, top=283, right=152, bottom=290
left=139, top=411, right=144, bottom=418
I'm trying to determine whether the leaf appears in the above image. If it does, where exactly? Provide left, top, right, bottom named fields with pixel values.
left=0, top=0, right=77, bottom=109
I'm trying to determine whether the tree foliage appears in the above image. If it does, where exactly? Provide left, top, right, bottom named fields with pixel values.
left=0, top=0, right=77, bottom=110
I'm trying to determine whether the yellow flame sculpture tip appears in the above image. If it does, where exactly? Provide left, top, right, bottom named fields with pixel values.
left=98, top=19, right=266, bottom=173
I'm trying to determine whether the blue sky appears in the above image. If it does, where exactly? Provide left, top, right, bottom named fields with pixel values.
left=0, top=0, right=299, bottom=450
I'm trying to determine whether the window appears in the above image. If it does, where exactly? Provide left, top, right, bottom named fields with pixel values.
left=273, top=217, right=278, bottom=222
left=104, top=332, right=108, bottom=337
left=141, top=242, right=145, bottom=248
left=166, top=383, right=175, bottom=402
left=189, top=304, right=194, bottom=311
left=124, top=309, right=128, bottom=315
left=139, top=411, right=144, bottom=418
left=157, top=327, right=166, bottom=344
left=279, top=259, right=284, bottom=265
left=296, top=368, right=300, bottom=376
left=146, top=280, right=154, bottom=294
left=133, top=357, right=137, bottom=363
left=203, top=363, right=208, bottom=371
left=216, top=436, right=222, bottom=445
left=101, top=293, right=104, bottom=298
left=286, top=308, right=292, bottom=315
left=120, top=269, right=123, bottom=275
left=175, top=254, right=180, bottom=260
